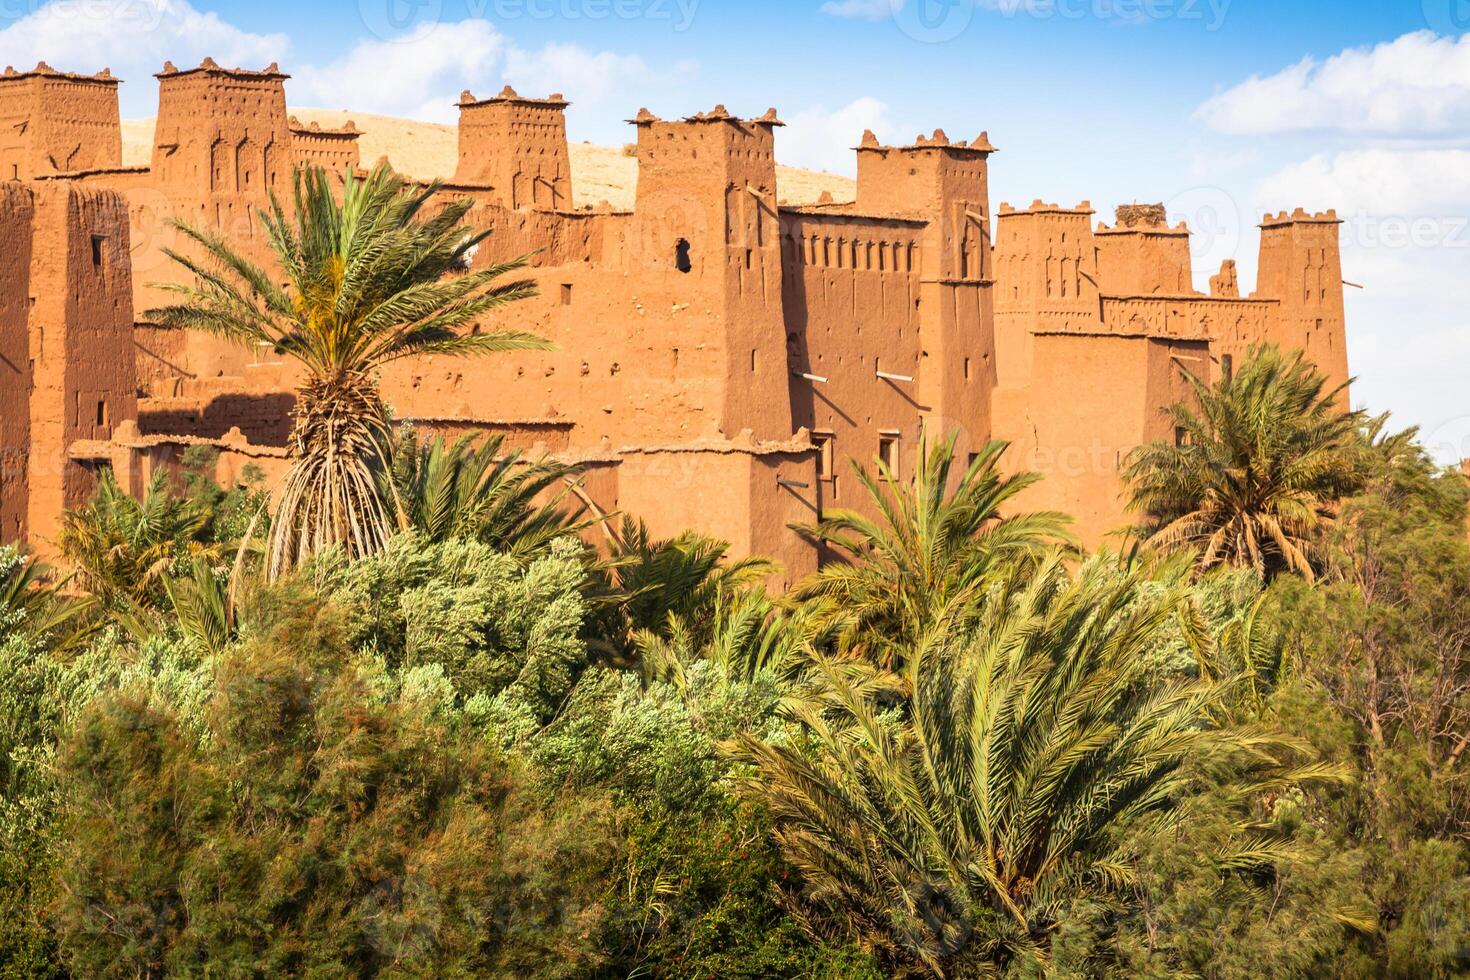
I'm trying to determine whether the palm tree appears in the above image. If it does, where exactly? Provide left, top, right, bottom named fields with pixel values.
left=586, top=517, right=777, bottom=663
left=385, top=429, right=588, bottom=561
left=636, top=585, right=818, bottom=691
left=790, top=434, right=1069, bottom=668
left=1179, top=577, right=1292, bottom=720
left=1123, top=345, right=1363, bottom=582
left=57, top=469, right=214, bottom=610
left=732, top=554, right=1344, bottom=974
left=148, top=163, right=550, bottom=578
left=0, top=544, right=82, bottom=642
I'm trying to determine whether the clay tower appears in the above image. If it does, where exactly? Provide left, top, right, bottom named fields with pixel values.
left=629, top=105, right=793, bottom=442
left=1254, top=209, right=1349, bottom=397
left=11, top=182, right=135, bottom=546
left=1094, top=203, right=1195, bottom=296
left=992, top=201, right=1101, bottom=388
left=855, top=129, right=999, bottom=448
left=0, top=62, right=122, bottom=180
left=454, top=86, right=572, bottom=210
left=146, top=59, right=294, bottom=376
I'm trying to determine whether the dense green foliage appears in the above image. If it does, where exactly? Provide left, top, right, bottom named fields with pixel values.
left=1125, top=344, right=1364, bottom=580
left=733, top=554, right=1346, bottom=974
left=792, top=435, right=1068, bottom=666
left=4, top=353, right=1468, bottom=977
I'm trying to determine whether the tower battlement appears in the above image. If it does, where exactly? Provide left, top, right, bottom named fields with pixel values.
left=855, top=128, right=994, bottom=220
left=454, top=85, right=571, bottom=208
left=288, top=117, right=360, bottom=173
left=1260, top=207, right=1341, bottom=228
left=0, top=61, right=121, bottom=180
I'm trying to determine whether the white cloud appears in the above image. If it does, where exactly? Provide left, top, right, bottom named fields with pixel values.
left=1249, top=145, right=1470, bottom=453
left=780, top=97, right=893, bottom=175
left=506, top=43, right=655, bottom=107
left=1348, top=313, right=1470, bottom=463
left=1256, top=148, right=1470, bottom=217
left=292, top=21, right=684, bottom=137
left=820, top=0, right=900, bottom=19
left=0, top=2, right=682, bottom=135
left=0, top=0, right=288, bottom=115
left=1200, top=34, right=1470, bottom=449
left=292, top=21, right=509, bottom=122
left=1197, top=30, right=1470, bottom=136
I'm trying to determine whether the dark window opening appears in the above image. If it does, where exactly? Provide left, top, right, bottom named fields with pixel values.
left=814, top=433, right=834, bottom=479
left=96, top=399, right=107, bottom=428
left=1221, top=353, right=1233, bottom=380
left=963, top=357, right=971, bottom=380
left=879, top=435, right=899, bottom=471
left=79, top=459, right=113, bottom=486
left=560, top=283, right=573, bottom=306
left=90, top=235, right=105, bottom=271
left=675, top=239, right=692, bottom=273
left=1175, top=426, right=1190, bottom=448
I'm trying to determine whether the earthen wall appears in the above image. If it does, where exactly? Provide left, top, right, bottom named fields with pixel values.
left=0, top=59, right=1355, bottom=568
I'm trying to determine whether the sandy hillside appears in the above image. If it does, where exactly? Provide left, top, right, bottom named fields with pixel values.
left=121, top=108, right=856, bottom=211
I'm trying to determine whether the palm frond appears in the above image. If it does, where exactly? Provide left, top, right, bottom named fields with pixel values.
left=146, top=161, right=546, bottom=577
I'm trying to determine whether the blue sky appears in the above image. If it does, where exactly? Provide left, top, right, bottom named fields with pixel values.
left=3, top=0, right=1468, bottom=459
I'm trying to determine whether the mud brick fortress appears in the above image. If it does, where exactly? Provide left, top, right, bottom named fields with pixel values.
left=0, top=59, right=1350, bottom=579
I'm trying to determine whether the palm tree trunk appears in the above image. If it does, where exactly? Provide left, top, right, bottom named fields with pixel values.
left=268, top=371, right=394, bottom=579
